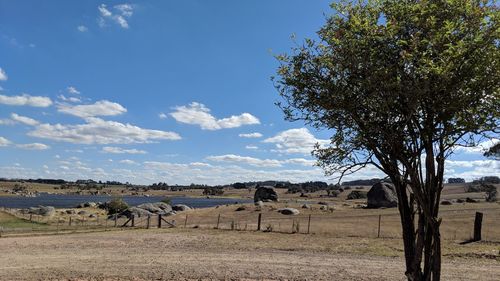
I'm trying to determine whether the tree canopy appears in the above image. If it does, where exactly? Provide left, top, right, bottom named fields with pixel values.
left=275, top=1, right=499, bottom=280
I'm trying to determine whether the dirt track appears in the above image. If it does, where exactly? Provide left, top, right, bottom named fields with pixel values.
left=0, top=229, right=498, bottom=281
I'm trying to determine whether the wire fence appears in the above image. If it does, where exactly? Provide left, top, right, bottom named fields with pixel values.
left=1, top=207, right=499, bottom=242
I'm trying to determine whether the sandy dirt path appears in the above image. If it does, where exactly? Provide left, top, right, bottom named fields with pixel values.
left=0, top=229, right=498, bottom=281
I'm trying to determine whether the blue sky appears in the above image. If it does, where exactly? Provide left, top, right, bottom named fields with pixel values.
left=0, top=1, right=497, bottom=185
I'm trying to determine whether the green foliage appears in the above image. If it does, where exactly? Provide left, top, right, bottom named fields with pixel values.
left=106, top=197, right=128, bottom=215
left=160, top=197, right=172, bottom=204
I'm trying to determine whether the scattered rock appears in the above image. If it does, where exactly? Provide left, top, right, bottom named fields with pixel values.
left=254, top=186, right=278, bottom=202
left=65, top=209, right=76, bottom=215
left=441, top=200, right=453, bottom=205
left=317, top=201, right=328, bottom=205
left=367, top=182, right=398, bottom=208
left=301, top=204, right=311, bottom=209
left=320, top=205, right=328, bottom=211
left=254, top=201, right=264, bottom=207
left=120, top=207, right=153, bottom=218
left=78, top=210, right=89, bottom=216
left=466, top=197, right=478, bottom=203
left=277, top=208, right=300, bottom=215
left=89, top=214, right=97, bottom=218
left=235, top=206, right=246, bottom=211
left=347, top=190, right=368, bottom=200
left=456, top=198, right=465, bottom=203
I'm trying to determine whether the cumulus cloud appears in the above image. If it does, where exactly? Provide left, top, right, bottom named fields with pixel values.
left=11, top=113, right=39, bottom=126
left=0, top=137, right=11, bottom=146
left=206, top=154, right=316, bottom=168
left=57, top=100, right=127, bottom=118
left=263, top=128, right=329, bottom=155
left=28, top=117, right=181, bottom=144
left=0, top=94, right=52, bottom=107
left=170, top=102, right=260, bottom=130
left=454, top=139, right=499, bottom=155
left=239, top=132, right=263, bottom=138
left=77, top=26, right=88, bottom=32
left=16, top=143, right=50, bottom=150
left=102, top=146, right=147, bottom=154
left=98, top=3, right=133, bottom=29
left=158, top=113, right=167, bottom=119
left=0, top=67, right=7, bottom=81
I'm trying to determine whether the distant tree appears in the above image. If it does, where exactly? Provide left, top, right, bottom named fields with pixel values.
left=232, top=182, right=247, bottom=189
left=484, top=142, right=499, bottom=160
left=447, top=178, right=465, bottom=184
left=106, top=197, right=128, bottom=215
left=275, top=1, right=499, bottom=280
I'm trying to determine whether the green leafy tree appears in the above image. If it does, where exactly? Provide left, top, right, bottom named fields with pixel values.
left=275, top=1, right=499, bottom=280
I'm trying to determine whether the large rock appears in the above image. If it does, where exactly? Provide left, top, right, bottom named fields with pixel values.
left=367, top=182, right=398, bottom=208
left=137, top=203, right=163, bottom=214
left=254, top=186, right=278, bottom=202
left=347, top=190, right=368, bottom=200
left=28, top=206, right=56, bottom=217
left=120, top=207, right=153, bottom=218
left=172, top=204, right=191, bottom=212
left=277, top=208, right=300, bottom=215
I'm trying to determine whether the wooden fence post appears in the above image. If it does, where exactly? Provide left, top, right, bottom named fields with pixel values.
left=184, top=215, right=188, bottom=228
left=114, top=214, right=118, bottom=227
left=69, top=217, right=72, bottom=226
left=257, top=213, right=262, bottom=231
left=131, top=215, right=135, bottom=227
left=378, top=215, right=382, bottom=238
left=307, top=214, right=311, bottom=234
left=147, top=215, right=151, bottom=229
left=216, top=214, right=221, bottom=229
left=29, top=214, right=32, bottom=222
left=473, top=212, right=483, bottom=241
left=158, top=214, right=162, bottom=228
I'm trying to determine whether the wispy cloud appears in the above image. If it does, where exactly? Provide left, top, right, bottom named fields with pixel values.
left=77, top=25, right=88, bottom=32
left=0, top=67, right=7, bottom=81
left=170, top=102, right=260, bottom=130
left=67, top=86, right=81, bottom=95
left=98, top=3, right=134, bottom=29
left=0, top=137, right=11, bottom=146
left=11, top=113, right=40, bottom=126
left=102, top=146, right=147, bottom=154
left=239, top=132, right=263, bottom=138
left=158, top=113, right=167, bottom=119
left=16, top=143, right=50, bottom=150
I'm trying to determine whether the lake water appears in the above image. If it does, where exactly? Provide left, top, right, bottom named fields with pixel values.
left=0, top=193, right=251, bottom=209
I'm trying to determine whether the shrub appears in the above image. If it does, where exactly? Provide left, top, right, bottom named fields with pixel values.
left=161, top=197, right=172, bottom=204
left=106, top=197, right=128, bottom=215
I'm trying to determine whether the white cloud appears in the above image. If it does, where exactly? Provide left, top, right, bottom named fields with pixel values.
left=454, top=139, right=499, bottom=155
left=206, top=154, right=316, bottom=168
left=0, top=94, right=52, bottom=107
left=77, top=25, right=88, bottom=32
left=11, top=113, right=39, bottom=126
left=98, top=3, right=133, bottom=29
left=263, top=128, right=329, bottom=155
left=67, top=86, right=81, bottom=95
left=207, top=154, right=283, bottom=167
left=446, top=159, right=499, bottom=169
left=120, top=159, right=137, bottom=165
left=158, top=113, right=167, bottom=119
left=245, top=145, right=258, bottom=150
left=0, top=137, right=11, bottom=146
left=58, top=95, right=81, bottom=103
left=102, top=146, right=147, bottom=154
left=239, top=132, right=263, bottom=138
left=57, top=100, right=127, bottom=118
left=0, top=67, right=7, bottom=81
left=28, top=117, right=181, bottom=144
left=170, top=102, right=260, bottom=130
left=0, top=119, right=15, bottom=125
left=16, top=143, right=50, bottom=150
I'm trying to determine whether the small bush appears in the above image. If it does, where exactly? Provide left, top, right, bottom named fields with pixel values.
left=106, top=197, right=128, bottom=215
left=161, top=197, right=172, bottom=204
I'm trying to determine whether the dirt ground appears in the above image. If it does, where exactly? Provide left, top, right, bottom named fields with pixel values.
left=0, top=228, right=498, bottom=281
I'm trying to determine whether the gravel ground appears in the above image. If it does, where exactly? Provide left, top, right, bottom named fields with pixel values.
left=0, top=229, right=498, bottom=281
